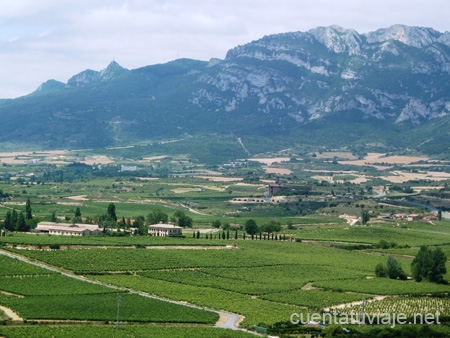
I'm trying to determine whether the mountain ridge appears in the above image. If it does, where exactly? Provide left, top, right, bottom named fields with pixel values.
left=1, top=25, right=450, bottom=156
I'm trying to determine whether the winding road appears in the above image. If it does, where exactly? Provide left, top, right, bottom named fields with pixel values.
left=0, top=249, right=265, bottom=337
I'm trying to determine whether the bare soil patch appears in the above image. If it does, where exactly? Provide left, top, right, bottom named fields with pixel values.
left=339, top=153, right=429, bottom=170
left=248, top=157, right=292, bottom=165
left=67, top=195, right=89, bottom=201
left=384, top=171, right=450, bottom=183
left=172, top=188, right=202, bottom=194
left=0, top=305, right=22, bottom=321
left=81, top=156, right=114, bottom=165
left=264, top=167, right=293, bottom=175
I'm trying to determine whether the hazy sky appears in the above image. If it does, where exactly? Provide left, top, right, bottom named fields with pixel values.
left=1, top=0, right=450, bottom=98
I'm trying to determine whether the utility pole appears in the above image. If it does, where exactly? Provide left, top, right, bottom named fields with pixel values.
left=116, top=295, right=121, bottom=330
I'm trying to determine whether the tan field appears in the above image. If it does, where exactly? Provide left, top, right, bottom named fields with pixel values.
left=172, top=188, right=202, bottom=194
left=67, top=195, right=89, bottom=201
left=384, top=171, right=450, bottom=183
left=248, top=157, right=292, bottom=165
left=0, top=150, right=69, bottom=157
left=339, top=153, right=429, bottom=169
left=304, top=169, right=359, bottom=174
left=264, top=167, right=293, bottom=175
left=313, top=175, right=368, bottom=184
left=0, top=158, right=38, bottom=164
left=81, top=156, right=114, bottom=165
left=412, top=186, right=444, bottom=192
left=141, top=155, right=169, bottom=161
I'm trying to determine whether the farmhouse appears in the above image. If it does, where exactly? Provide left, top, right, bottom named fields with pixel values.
left=424, top=215, right=439, bottom=221
left=407, top=214, right=423, bottom=221
left=393, top=213, right=408, bottom=219
left=148, top=223, right=183, bottom=237
left=33, top=222, right=103, bottom=236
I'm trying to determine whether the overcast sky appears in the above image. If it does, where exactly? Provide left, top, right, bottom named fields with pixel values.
left=1, top=0, right=450, bottom=98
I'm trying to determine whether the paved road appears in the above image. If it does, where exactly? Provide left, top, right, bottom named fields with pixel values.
left=0, top=249, right=265, bottom=337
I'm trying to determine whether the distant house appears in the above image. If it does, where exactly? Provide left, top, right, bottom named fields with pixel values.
left=393, top=213, right=408, bottom=219
left=121, top=165, right=138, bottom=172
left=148, top=223, right=182, bottom=237
left=407, top=214, right=423, bottom=221
left=424, top=215, right=439, bottom=221
left=33, top=222, right=102, bottom=236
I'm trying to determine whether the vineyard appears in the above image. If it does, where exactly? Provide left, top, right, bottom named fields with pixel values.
left=92, top=274, right=310, bottom=325
left=293, top=224, right=450, bottom=247
left=0, top=325, right=257, bottom=338
left=314, top=277, right=450, bottom=295
left=0, top=275, right=123, bottom=296
left=1, top=229, right=450, bottom=334
left=1, top=293, right=217, bottom=323
left=0, top=255, right=57, bottom=276
left=0, top=255, right=217, bottom=324
left=4, top=240, right=399, bottom=274
left=334, top=297, right=450, bottom=318
left=260, top=289, right=370, bottom=308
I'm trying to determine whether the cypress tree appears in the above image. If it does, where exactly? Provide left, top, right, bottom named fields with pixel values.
left=4, top=211, right=12, bottom=231
left=25, top=199, right=32, bottom=220
left=16, top=212, right=28, bottom=232
left=11, top=209, right=18, bottom=227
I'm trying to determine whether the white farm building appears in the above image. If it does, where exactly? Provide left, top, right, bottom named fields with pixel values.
left=33, top=222, right=103, bottom=236
left=148, top=223, right=182, bottom=237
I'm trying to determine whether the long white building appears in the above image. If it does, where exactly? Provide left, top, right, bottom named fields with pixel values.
left=34, top=222, right=103, bottom=236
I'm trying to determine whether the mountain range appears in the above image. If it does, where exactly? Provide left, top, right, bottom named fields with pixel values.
left=1, top=24, right=450, bottom=156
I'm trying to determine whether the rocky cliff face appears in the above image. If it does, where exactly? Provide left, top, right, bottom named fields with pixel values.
left=192, top=25, right=450, bottom=125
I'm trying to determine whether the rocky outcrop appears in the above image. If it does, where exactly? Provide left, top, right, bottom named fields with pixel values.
left=192, top=25, right=450, bottom=125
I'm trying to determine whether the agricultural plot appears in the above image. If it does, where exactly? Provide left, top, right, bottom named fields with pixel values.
left=5, top=241, right=393, bottom=274
left=0, top=326, right=258, bottom=338
left=139, top=264, right=365, bottom=295
left=0, top=255, right=57, bottom=276
left=0, top=232, right=222, bottom=247
left=260, top=289, right=370, bottom=308
left=0, top=255, right=216, bottom=324
left=314, top=277, right=450, bottom=295
left=0, top=275, right=122, bottom=296
left=93, top=274, right=309, bottom=326
left=294, top=225, right=450, bottom=247
left=1, top=293, right=217, bottom=323
left=335, top=297, right=450, bottom=317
